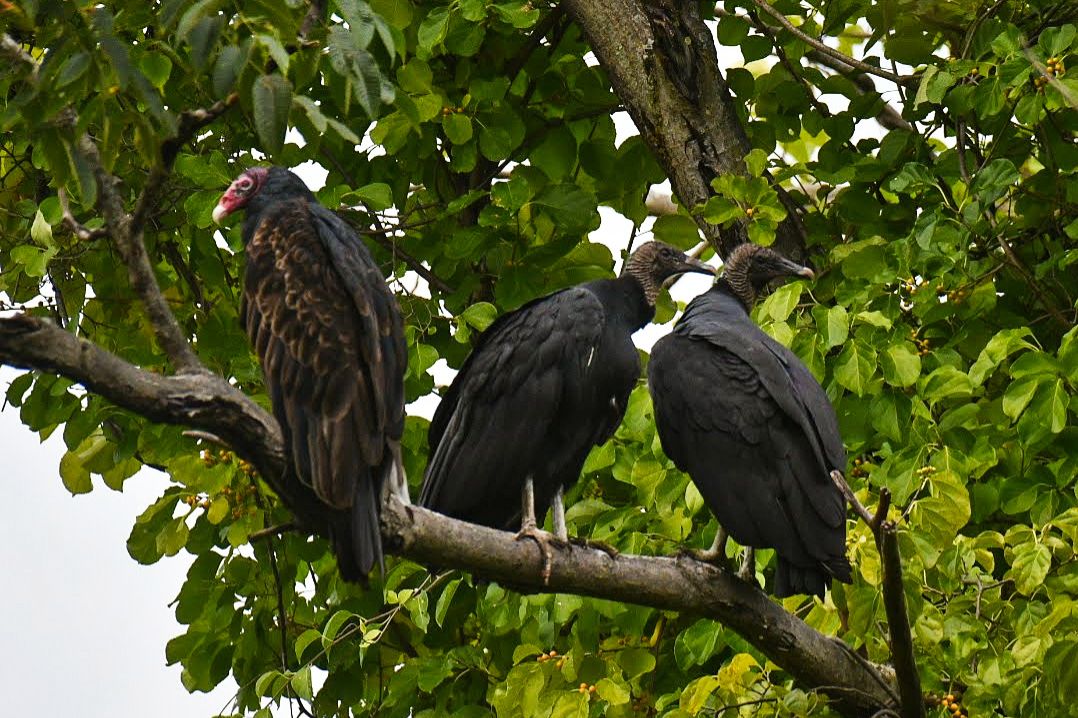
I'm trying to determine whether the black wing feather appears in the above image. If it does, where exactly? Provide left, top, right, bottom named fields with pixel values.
left=420, top=287, right=619, bottom=529
left=649, top=288, right=850, bottom=597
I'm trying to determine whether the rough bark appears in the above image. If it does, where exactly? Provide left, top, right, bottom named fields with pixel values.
left=0, top=312, right=898, bottom=717
left=561, top=0, right=808, bottom=262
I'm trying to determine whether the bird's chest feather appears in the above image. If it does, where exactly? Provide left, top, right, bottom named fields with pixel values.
left=245, top=211, right=357, bottom=359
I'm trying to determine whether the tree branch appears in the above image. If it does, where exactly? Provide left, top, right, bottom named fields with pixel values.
left=803, top=50, right=912, bottom=131
left=0, top=312, right=899, bottom=718
left=878, top=522, right=925, bottom=718
left=63, top=96, right=237, bottom=374
left=562, top=0, right=808, bottom=261
left=748, top=0, right=916, bottom=88
left=1, top=33, right=39, bottom=85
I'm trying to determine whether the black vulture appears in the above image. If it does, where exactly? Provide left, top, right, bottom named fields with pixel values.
left=213, top=166, right=408, bottom=582
left=419, top=242, right=713, bottom=575
left=648, top=243, right=852, bottom=597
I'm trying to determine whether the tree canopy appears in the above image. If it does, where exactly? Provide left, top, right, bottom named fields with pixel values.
left=2, top=1, right=1078, bottom=717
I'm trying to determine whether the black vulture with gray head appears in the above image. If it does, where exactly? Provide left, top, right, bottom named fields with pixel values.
left=419, top=242, right=713, bottom=570
left=213, top=166, right=408, bottom=583
left=648, top=243, right=852, bottom=597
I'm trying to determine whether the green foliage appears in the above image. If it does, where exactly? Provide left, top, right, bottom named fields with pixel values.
left=2, top=0, right=1078, bottom=716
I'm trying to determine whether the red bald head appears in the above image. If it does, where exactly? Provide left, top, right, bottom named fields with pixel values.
left=212, top=167, right=269, bottom=224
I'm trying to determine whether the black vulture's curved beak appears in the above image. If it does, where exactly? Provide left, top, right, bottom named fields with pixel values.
left=678, top=256, right=716, bottom=276
left=779, top=257, right=815, bottom=280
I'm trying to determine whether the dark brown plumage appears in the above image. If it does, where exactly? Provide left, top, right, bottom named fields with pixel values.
left=214, top=166, right=407, bottom=582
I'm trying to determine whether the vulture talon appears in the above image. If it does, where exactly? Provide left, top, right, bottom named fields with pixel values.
left=688, top=526, right=729, bottom=566
left=515, top=526, right=559, bottom=584
left=737, top=547, right=758, bottom=586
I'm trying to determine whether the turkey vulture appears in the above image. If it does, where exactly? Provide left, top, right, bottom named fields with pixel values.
left=648, top=243, right=852, bottom=597
left=419, top=242, right=713, bottom=575
left=213, top=166, right=408, bottom=582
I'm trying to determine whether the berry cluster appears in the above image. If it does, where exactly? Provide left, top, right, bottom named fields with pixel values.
left=537, top=650, right=565, bottom=669
left=850, top=456, right=870, bottom=479
left=1034, top=57, right=1066, bottom=89
left=577, top=682, right=597, bottom=695
left=440, top=106, right=466, bottom=116
left=927, top=692, right=967, bottom=716
left=916, top=465, right=937, bottom=478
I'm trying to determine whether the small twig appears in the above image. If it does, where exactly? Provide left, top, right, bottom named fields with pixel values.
left=342, top=213, right=455, bottom=295
left=803, top=50, right=911, bottom=131
left=183, top=429, right=229, bottom=445
left=879, top=521, right=925, bottom=718
left=58, top=188, right=108, bottom=241
left=830, top=470, right=876, bottom=528
left=749, top=0, right=914, bottom=86
left=249, top=522, right=299, bottom=541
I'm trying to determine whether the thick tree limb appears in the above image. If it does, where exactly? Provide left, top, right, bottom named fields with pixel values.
left=0, top=312, right=898, bottom=717
left=0, top=314, right=284, bottom=472
left=562, top=0, right=808, bottom=262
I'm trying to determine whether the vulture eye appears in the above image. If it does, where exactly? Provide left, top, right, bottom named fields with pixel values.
left=660, top=247, right=674, bottom=259
left=235, top=178, right=254, bottom=194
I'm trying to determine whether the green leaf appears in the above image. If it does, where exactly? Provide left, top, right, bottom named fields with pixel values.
left=744, top=148, right=768, bottom=177
left=619, top=647, right=656, bottom=678
left=322, top=610, right=356, bottom=647
left=971, top=159, right=1019, bottom=203
left=251, top=74, right=292, bottom=156
left=595, top=678, right=630, bottom=705
left=922, top=365, right=973, bottom=402
left=881, top=343, right=921, bottom=387
left=291, top=665, right=313, bottom=700
left=56, top=51, right=91, bottom=88
left=138, top=53, right=172, bottom=89
left=30, top=209, right=53, bottom=246
left=206, top=497, right=229, bottom=524
left=835, top=340, right=877, bottom=396
left=680, top=675, right=720, bottom=714
left=652, top=215, right=701, bottom=249
left=435, top=577, right=461, bottom=626
left=11, top=244, right=58, bottom=277
left=1003, top=376, right=1042, bottom=420
left=969, top=327, right=1035, bottom=385
left=1007, top=541, right=1051, bottom=595
left=294, top=629, right=321, bottom=663
left=59, top=449, right=93, bottom=494
left=674, top=619, right=722, bottom=670
left=910, top=470, right=971, bottom=552
left=443, top=112, right=473, bottom=144
left=532, top=184, right=598, bottom=234
left=157, top=518, right=190, bottom=556
left=461, top=302, right=497, bottom=331
left=760, top=281, right=802, bottom=322
left=823, top=305, right=848, bottom=349
left=417, top=6, right=450, bottom=54
left=351, top=182, right=394, bottom=211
